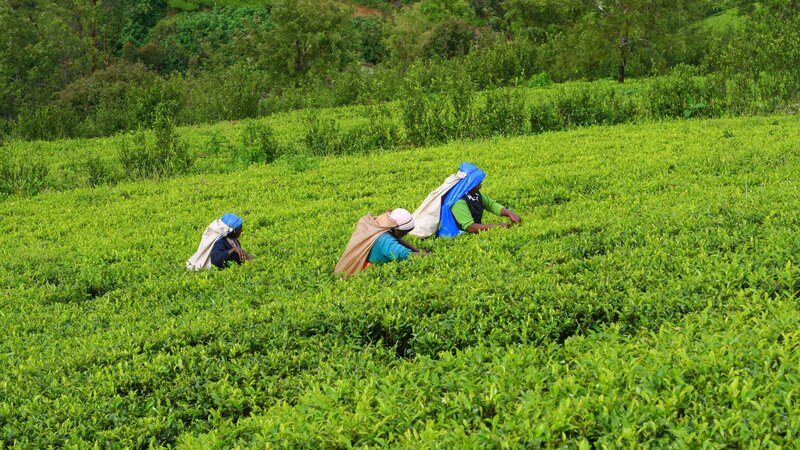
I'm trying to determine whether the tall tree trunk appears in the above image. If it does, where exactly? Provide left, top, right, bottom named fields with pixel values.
left=89, top=0, right=97, bottom=72
left=617, top=30, right=628, bottom=83
left=294, top=40, right=307, bottom=80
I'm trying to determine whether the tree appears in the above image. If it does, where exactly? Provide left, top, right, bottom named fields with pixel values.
left=0, top=0, right=156, bottom=119
left=503, top=0, right=583, bottom=42
left=385, top=0, right=479, bottom=65
left=545, top=0, right=698, bottom=82
left=256, top=0, right=356, bottom=85
left=424, top=17, right=475, bottom=59
left=0, top=0, right=96, bottom=117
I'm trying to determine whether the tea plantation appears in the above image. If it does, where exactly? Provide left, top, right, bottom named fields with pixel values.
left=2, top=115, right=800, bottom=447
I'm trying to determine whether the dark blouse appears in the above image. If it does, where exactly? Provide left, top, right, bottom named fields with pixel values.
left=210, top=237, right=242, bottom=268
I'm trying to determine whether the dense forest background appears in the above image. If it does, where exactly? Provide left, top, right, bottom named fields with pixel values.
left=1, top=0, right=798, bottom=141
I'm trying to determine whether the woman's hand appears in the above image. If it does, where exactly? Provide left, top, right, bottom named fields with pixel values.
left=502, top=208, right=522, bottom=225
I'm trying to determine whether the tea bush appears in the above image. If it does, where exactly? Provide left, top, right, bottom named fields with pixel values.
left=1, top=116, right=799, bottom=447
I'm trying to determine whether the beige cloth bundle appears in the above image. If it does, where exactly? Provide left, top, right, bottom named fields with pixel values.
left=334, top=212, right=397, bottom=278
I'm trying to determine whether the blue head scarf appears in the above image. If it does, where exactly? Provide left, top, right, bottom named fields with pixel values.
left=438, top=162, right=486, bottom=238
left=220, top=213, right=243, bottom=233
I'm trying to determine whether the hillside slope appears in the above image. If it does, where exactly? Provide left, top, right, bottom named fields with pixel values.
left=1, top=115, right=799, bottom=447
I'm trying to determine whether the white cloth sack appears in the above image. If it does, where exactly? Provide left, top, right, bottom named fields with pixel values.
left=410, top=171, right=466, bottom=238
left=186, top=219, right=233, bottom=270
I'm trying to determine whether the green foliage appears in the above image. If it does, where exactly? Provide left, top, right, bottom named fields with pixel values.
left=705, top=9, right=800, bottom=115
left=304, top=106, right=399, bottom=156
left=280, top=152, right=319, bottom=173
left=3, top=73, right=798, bottom=198
left=304, top=116, right=343, bottom=155
left=0, top=120, right=8, bottom=145
left=503, top=0, right=584, bottom=43
left=527, top=72, right=552, bottom=88
left=83, top=156, right=119, bottom=187
left=248, top=0, right=356, bottom=83
left=353, top=16, right=389, bottom=65
left=235, top=120, right=281, bottom=165
left=168, top=0, right=271, bottom=11
left=36, top=62, right=187, bottom=138
left=138, top=6, right=272, bottom=72
left=386, top=0, right=479, bottom=65
left=186, top=298, right=800, bottom=447
left=118, top=0, right=168, bottom=47
left=541, top=0, right=697, bottom=82
left=402, top=73, right=477, bottom=146
left=3, top=0, right=797, bottom=145
left=0, top=157, right=49, bottom=197
left=2, top=116, right=800, bottom=447
left=183, top=62, right=269, bottom=122
left=205, top=131, right=230, bottom=155
left=168, top=0, right=200, bottom=11
left=119, top=106, right=194, bottom=179
left=13, top=105, right=79, bottom=141
left=464, top=38, right=540, bottom=88
left=424, top=17, right=475, bottom=59
left=642, top=69, right=716, bottom=119
left=477, top=87, right=528, bottom=137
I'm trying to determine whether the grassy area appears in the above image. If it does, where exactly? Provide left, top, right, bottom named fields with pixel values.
left=1, top=114, right=799, bottom=446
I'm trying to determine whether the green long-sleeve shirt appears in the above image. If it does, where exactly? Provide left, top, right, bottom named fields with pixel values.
left=451, top=194, right=505, bottom=230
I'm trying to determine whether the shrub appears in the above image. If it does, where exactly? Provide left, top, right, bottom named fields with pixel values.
left=528, top=99, right=561, bottom=133
left=129, top=78, right=186, bottom=130
left=641, top=68, right=716, bottom=119
left=591, top=85, right=638, bottom=125
left=304, top=106, right=400, bottom=156
left=304, top=116, right=342, bottom=156
left=54, top=62, right=171, bottom=137
left=714, top=70, right=798, bottom=116
left=424, top=17, right=475, bottom=60
left=552, top=86, right=599, bottom=127
left=401, top=75, right=477, bottom=147
left=280, top=152, right=320, bottom=173
left=477, top=87, right=529, bottom=138
left=83, top=156, right=118, bottom=187
left=14, top=105, right=79, bottom=141
left=464, top=38, right=540, bottom=88
left=358, top=106, right=401, bottom=151
left=0, top=119, right=11, bottom=144
left=235, top=120, right=281, bottom=165
left=354, top=16, right=389, bottom=65
left=205, top=131, right=230, bottom=155
left=118, top=105, right=194, bottom=179
left=0, top=157, right=49, bottom=197
left=527, top=72, right=553, bottom=88
left=340, top=111, right=401, bottom=154
left=183, top=62, right=268, bottom=123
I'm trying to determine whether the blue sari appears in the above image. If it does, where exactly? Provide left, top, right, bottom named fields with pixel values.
left=438, top=162, right=486, bottom=237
